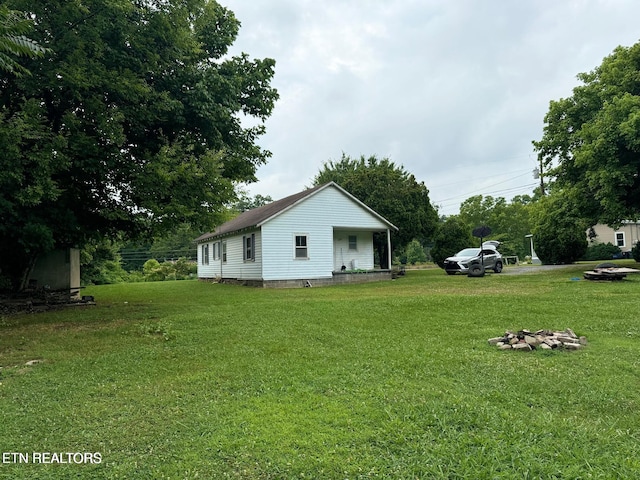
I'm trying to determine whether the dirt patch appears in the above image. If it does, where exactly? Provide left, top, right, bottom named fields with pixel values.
left=501, top=265, right=576, bottom=275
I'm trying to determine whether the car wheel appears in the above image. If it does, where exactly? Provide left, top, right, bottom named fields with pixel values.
left=468, top=264, right=485, bottom=277
left=493, top=261, right=503, bottom=273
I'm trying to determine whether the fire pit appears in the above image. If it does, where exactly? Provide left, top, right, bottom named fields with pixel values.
left=488, top=328, right=587, bottom=351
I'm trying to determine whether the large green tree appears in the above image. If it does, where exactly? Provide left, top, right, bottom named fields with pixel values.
left=530, top=193, right=588, bottom=264
left=313, top=154, right=439, bottom=267
left=0, top=0, right=278, bottom=290
left=430, top=216, right=473, bottom=268
left=458, top=194, right=534, bottom=258
left=533, top=42, right=640, bottom=227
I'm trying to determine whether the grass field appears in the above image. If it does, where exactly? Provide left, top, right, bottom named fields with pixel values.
left=1, top=264, right=639, bottom=479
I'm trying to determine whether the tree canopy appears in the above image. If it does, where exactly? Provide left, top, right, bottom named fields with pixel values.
left=313, top=154, right=439, bottom=266
left=430, top=216, right=473, bottom=268
left=457, top=194, right=534, bottom=258
left=533, top=41, right=640, bottom=227
left=0, top=5, right=48, bottom=76
left=530, top=194, right=588, bottom=264
left=0, top=0, right=278, bottom=290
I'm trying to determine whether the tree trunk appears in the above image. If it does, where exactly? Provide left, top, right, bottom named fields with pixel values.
left=17, top=254, right=38, bottom=291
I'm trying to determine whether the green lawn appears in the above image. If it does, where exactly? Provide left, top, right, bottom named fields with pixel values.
left=1, top=265, right=639, bottom=479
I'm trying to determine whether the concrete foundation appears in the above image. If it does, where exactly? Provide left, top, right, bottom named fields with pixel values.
left=199, top=270, right=393, bottom=288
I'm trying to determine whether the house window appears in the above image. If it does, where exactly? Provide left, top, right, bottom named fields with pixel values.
left=202, top=244, right=209, bottom=265
left=212, top=242, right=219, bottom=261
left=243, top=234, right=255, bottom=261
left=222, top=241, right=227, bottom=263
left=348, top=235, right=357, bottom=251
left=615, top=232, right=625, bottom=248
left=295, top=234, right=308, bottom=259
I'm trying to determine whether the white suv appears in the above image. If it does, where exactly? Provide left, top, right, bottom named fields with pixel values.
left=443, top=241, right=503, bottom=275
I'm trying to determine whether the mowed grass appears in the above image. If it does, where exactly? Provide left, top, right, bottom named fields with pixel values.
left=1, top=264, right=639, bottom=479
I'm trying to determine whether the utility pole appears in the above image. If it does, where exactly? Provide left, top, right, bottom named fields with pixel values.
left=533, top=156, right=545, bottom=196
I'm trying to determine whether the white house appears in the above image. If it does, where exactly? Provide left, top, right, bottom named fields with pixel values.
left=195, top=182, right=398, bottom=287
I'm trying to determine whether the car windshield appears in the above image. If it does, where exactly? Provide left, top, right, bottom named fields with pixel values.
left=455, top=248, right=480, bottom=257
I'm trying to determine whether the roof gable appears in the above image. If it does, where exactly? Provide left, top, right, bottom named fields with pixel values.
left=195, top=182, right=397, bottom=243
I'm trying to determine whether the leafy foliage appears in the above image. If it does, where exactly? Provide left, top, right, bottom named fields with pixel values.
left=142, top=258, right=196, bottom=282
left=533, top=41, right=640, bottom=226
left=313, top=154, right=439, bottom=266
left=0, top=5, right=49, bottom=76
left=430, top=216, right=474, bottom=268
left=148, top=224, right=199, bottom=262
left=0, top=0, right=278, bottom=290
left=232, top=190, right=273, bottom=212
left=531, top=195, right=588, bottom=264
left=582, top=242, right=621, bottom=261
left=401, top=239, right=428, bottom=265
left=632, top=241, right=640, bottom=262
left=80, top=238, right=129, bottom=285
left=458, top=194, right=534, bottom=258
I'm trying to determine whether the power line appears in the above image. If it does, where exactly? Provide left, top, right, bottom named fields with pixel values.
left=432, top=171, right=534, bottom=204
left=433, top=167, right=533, bottom=189
left=435, top=183, right=538, bottom=210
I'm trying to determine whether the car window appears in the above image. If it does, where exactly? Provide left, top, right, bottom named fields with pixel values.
left=481, top=249, right=496, bottom=256
left=456, top=248, right=480, bottom=256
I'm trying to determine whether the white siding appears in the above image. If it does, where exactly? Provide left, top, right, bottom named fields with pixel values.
left=197, top=231, right=263, bottom=280
left=261, top=187, right=389, bottom=280
left=197, top=241, right=216, bottom=278
left=333, top=230, right=375, bottom=270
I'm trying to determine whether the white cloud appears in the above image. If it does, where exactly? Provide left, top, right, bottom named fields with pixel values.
left=222, top=0, right=640, bottom=214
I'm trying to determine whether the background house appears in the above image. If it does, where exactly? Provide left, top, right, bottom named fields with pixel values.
left=589, top=222, right=640, bottom=254
left=195, top=182, right=398, bottom=287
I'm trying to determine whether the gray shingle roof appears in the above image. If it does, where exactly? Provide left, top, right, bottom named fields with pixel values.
left=194, top=183, right=327, bottom=243
left=194, top=181, right=397, bottom=243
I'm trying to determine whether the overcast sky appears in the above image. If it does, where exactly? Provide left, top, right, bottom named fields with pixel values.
left=221, top=0, right=640, bottom=215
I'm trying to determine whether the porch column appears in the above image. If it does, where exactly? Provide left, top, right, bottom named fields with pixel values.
left=386, top=229, right=392, bottom=270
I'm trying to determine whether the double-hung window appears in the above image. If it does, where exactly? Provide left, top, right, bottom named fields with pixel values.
left=222, top=241, right=227, bottom=263
left=615, top=232, right=625, bottom=248
left=348, top=235, right=358, bottom=251
left=202, top=244, right=209, bottom=265
left=243, top=234, right=255, bottom=261
left=295, top=234, right=308, bottom=259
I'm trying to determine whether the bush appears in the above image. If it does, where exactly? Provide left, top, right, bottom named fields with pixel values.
left=174, top=257, right=197, bottom=279
left=143, top=259, right=166, bottom=282
left=534, top=222, right=587, bottom=264
left=81, top=239, right=129, bottom=285
left=632, top=242, right=640, bottom=262
left=141, top=258, right=196, bottom=282
left=431, top=217, right=474, bottom=268
left=404, top=239, right=428, bottom=265
left=582, top=242, right=621, bottom=261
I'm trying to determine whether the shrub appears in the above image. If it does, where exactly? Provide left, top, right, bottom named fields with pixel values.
left=174, top=257, right=196, bottom=279
left=143, top=259, right=166, bottom=282
left=535, top=223, right=587, bottom=264
left=582, top=242, right=621, bottom=261
left=404, top=239, right=428, bottom=265
left=632, top=241, right=640, bottom=262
